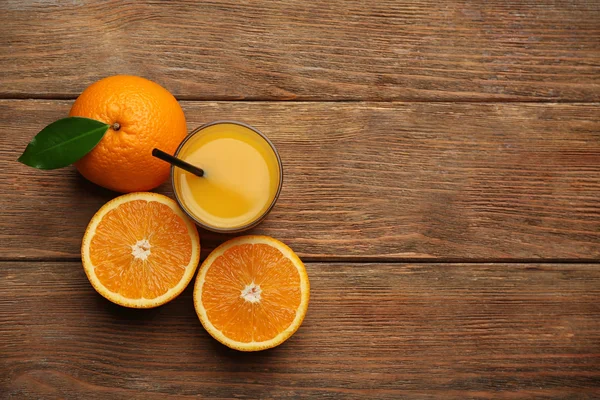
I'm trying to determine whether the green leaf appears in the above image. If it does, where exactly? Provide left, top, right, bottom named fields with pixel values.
left=18, top=117, right=110, bottom=170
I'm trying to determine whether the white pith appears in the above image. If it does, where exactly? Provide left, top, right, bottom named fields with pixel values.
left=241, top=282, right=262, bottom=303
left=131, top=239, right=151, bottom=261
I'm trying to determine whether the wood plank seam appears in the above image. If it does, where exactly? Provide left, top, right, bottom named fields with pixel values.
left=3, top=257, right=600, bottom=264
left=2, top=95, right=600, bottom=104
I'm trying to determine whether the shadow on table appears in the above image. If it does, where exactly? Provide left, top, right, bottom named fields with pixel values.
left=72, top=171, right=120, bottom=200
left=93, top=293, right=164, bottom=322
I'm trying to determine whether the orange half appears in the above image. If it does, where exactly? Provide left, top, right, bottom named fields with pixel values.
left=194, top=236, right=310, bottom=351
left=82, top=192, right=200, bottom=308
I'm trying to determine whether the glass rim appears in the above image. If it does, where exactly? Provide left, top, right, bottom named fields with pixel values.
left=170, top=120, right=284, bottom=234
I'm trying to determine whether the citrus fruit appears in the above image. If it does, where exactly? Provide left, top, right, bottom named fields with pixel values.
left=194, top=235, right=309, bottom=351
left=82, top=192, right=200, bottom=308
left=69, top=75, right=187, bottom=193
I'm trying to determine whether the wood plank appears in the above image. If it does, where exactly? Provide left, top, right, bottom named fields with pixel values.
left=2, top=100, right=600, bottom=260
left=1, top=261, right=599, bottom=398
left=1, top=0, right=599, bottom=101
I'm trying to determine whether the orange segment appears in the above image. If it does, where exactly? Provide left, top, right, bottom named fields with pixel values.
left=194, top=236, right=309, bottom=351
left=82, top=192, right=200, bottom=308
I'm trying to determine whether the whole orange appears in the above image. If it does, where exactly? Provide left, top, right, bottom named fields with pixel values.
left=69, top=75, right=187, bottom=192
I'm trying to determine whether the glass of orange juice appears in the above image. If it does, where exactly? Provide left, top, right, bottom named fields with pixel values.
left=171, top=121, right=283, bottom=233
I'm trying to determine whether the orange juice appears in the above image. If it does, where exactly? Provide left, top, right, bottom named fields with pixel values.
left=172, top=122, right=282, bottom=232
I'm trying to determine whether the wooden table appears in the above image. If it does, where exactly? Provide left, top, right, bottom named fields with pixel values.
left=1, top=1, right=599, bottom=398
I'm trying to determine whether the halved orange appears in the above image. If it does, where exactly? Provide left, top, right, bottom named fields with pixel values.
left=82, top=192, right=200, bottom=308
left=194, top=236, right=309, bottom=351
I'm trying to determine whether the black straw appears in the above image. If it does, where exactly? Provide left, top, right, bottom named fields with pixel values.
left=152, top=148, right=204, bottom=177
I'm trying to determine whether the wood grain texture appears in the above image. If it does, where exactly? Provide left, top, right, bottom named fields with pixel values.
left=1, top=0, right=599, bottom=101
left=1, top=261, right=599, bottom=399
left=2, top=100, right=600, bottom=260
